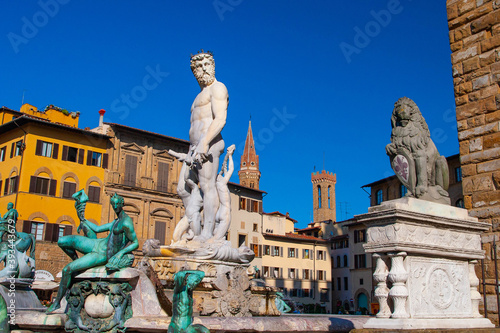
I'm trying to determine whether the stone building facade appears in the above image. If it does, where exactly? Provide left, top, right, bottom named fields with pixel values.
left=447, top=0, right=500, bottom=320
left=97, top=122, right=189, bottom=248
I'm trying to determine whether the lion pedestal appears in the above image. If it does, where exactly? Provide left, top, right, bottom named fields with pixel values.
left=358, top=197, right=494, bottom=329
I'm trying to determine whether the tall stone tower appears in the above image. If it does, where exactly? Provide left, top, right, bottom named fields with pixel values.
left=239, top=121, right=260, bottom=189
left=311, top=170, right=336, bottom=222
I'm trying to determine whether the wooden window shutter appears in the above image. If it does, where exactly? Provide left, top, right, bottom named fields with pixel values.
left=154, top=221, right=167, bottom=245
left=271, top=246, right=275, bottom=257
left=258, top=245, right=262, bottom=257
left=0, top=181, right=2, bottom=195
left=64, top=225, right=73, bottom=236
left=52, top=143, right=59, bottom=159
left=22, top=220, right=32, bottom=234
left=78, top=149, right=84, bottom=164
left=102, top=153, right=108, bottom=168
left=11, top=176, right=18, bottom=193
left=280, top=268, right=283, bottom=278
left=44, top=223, right=54, bottom=241
left=280, top=247, right=283, bottom=257
left=259, top=201, right=262, bottom=213
left=87, top=150, right=92, bottom=166
left=4, top=178, right=9, bottom=195
left=124, top=155, right=137, bottom=186
left=29, top=176, right=36, bottom=193
left=49, top=179, right=57, bottom=196
left=35, top=140, right=42, bottom=156
left=10, top=142, right=14, bottom=158
left=62, top=145, right=68, bottom=161
left=157, top=162, right=169, bottom=192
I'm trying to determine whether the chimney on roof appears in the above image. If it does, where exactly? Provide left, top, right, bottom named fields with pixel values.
left=99, top=109, right=106, bottom=127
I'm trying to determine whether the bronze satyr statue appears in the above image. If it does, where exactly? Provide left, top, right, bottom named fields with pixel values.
left=386, top=97, right=450, bottom=205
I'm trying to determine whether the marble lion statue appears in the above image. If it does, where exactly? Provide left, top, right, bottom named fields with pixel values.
left=385, top=97, right=450, bottom=205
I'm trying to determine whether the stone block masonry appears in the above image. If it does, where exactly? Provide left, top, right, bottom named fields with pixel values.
left=448, top=0, right=500, bottom=322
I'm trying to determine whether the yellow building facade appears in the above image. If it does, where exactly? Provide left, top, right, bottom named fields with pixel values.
left=0, top=104, right=110, bottom=275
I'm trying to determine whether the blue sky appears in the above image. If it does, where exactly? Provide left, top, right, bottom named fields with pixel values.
left=0, top=1, right=457, bottom=228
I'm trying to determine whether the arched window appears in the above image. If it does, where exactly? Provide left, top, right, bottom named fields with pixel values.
left=328, top=186, right=331, bottom=209
left=456, top=199, right=465, bottom=208
left=376, top=189, right=383, bottom=205
left=343, top=255, right=348, bottom=267
left=336, top=255, right=341, bottom=268
left=318, top=185, right=322, bottom=208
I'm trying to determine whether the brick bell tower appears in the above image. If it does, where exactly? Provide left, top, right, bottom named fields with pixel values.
left=239, top=120, right=261, bottom=189
left=311, top=170, right=336, bottom=222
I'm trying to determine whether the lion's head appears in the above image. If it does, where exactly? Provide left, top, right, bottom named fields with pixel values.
left=390, top=97, right=430, bottom=152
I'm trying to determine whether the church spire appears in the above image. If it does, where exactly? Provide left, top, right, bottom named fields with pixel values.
left=239, top=120, right=261, bottom=189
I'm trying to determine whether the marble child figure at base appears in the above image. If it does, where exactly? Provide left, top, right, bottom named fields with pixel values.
left=46, top=192, right=139, bottom=313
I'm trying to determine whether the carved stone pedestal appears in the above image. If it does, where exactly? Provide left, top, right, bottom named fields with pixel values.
left=358, top=197, right=494, bottom=329
left=56, top=266, right=167, bottom=333
left=0, top=278, right=45, bottom=312
left=145, top=257, right=281, bottom=317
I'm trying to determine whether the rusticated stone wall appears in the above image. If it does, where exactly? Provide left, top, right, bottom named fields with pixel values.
left=447, top=0, right=500, bottom=322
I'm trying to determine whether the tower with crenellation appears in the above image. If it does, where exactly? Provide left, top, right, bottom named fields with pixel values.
left=311, top=170, right=336, bottom=222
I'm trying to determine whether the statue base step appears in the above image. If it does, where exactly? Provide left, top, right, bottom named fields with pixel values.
left=0, top=278, right=44, bottom=312
left=364, top=317, right=494, bottom=329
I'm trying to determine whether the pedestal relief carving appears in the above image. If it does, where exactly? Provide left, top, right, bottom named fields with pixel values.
left=359, top=198, right=494, bottom=329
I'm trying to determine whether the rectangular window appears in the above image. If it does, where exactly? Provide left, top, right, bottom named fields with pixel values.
left=320, top=289, right=329, bottom=302
left=354, top=229, right=366, bottom=243
left=239, top=197, right=246, bottom=210
left=288, top=247, right=296, bottom=258
left=251, top=243, right=260, bottom=258
left=36, top=140, right=54, bottom=158
left=4, top=176, right=19, bottom=195
left=0, top=146, right=6, bottom=161
left=344, top=277, right=348, bottom=290
left=154, top=221, right=167, bottom=245
left=264, top=245, right=270, bottom=255
left=273, top=267, right=280, bottom=278
left=288, top=268, right=296, bottom=279
left=88, top=185, right=101, bottom=203
left=157, top=161, right=169, bottom=192
left=291, top=289, right=298, bottom=297
left=317, top=250, right=325, bottom=260
left=12, top=140, right=23, bottom=157
left=31, top=222, right=44, bottom=241
left=355, top=254, right=367, bottom=269
left=67, top=146, right=79, bottom=162
left=58, top=225, right=65, bottom=239
left=29, top=176, right=56, bottom=196
left=238, top=234, right=246, bottom=247
left=253, top=223, right=258, bottom=232
left=91, top=151, right=102, bottom=167
left=62, top=181, right=77, bottom=199
left=263, top=266, right=269, bottom=277
left=303, top=289, right=310, bottom=298
left=455, top=167, right=462, bottom=182
left=337, top=277, right=341, bottom=291
left=303, top=249, right=310, bottom=259
left=303, top=269, right=310, bottom=280
left=124, top=155, right=138, bottom=186
left=317, top=270, right=325, bottom=280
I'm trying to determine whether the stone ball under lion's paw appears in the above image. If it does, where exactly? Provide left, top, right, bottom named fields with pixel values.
left=84, top=294, right=114, bottom=318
